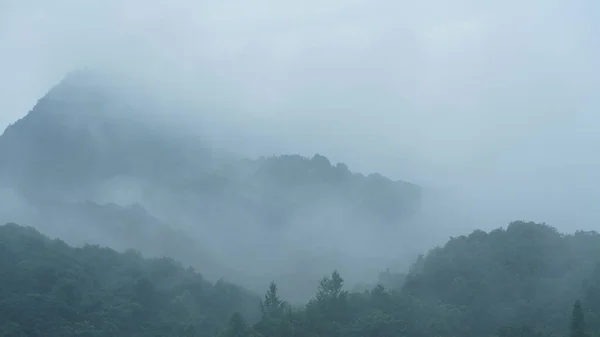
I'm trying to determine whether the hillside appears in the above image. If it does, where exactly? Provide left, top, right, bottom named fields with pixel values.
left=225, top=221, right=600, bottom=337
left=0, top=70, right=422, bottom=302
left=0, top=223, right=260, bottom=337
left=400, top=221, right=600, bottom=337
left=4, top=221, right=600, bottom=337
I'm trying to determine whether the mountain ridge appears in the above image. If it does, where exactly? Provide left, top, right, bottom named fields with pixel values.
left=0, top=70, right=424, bottom=302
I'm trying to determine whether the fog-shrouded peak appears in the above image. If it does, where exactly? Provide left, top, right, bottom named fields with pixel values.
left=0, top=72, right=428, bottom=302
left=1, top=0, right=600, bottom=335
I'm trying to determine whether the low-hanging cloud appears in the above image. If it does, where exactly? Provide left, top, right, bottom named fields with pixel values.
left=1, top=0, right=600, bottom=230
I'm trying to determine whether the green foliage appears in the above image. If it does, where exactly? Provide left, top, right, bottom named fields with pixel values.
left=0, top=223, right=260, bottom=337
left=229, top=222, right=600, bottom=337
left=260, top=282, right=286, bottom=319
left=219, top=312, right=262, bottom=337
left=571, top=300, right=587, bottom=337
left=5, top=220, right=600, bottom=337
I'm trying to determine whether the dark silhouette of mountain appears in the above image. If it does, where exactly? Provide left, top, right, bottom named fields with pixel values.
left=0, top=70, right=422, bottom=302
left=0, top=70, right=420, bottom=224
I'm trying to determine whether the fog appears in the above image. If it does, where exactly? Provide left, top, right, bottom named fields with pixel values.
left=1, top=0, right=600, bottom=300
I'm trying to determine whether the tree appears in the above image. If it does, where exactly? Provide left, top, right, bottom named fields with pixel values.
left=260, top=282, right=284, bottom=319
left=571, top=300, right=587, bottom=337
left=315, top=270, right=345, bottom=301
left=255, top=282, right=294, bottom=337
left=221, top=312, right=250, bottom=337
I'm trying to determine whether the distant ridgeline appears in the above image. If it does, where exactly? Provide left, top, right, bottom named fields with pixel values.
left=0, top=70, right=422, bottom=229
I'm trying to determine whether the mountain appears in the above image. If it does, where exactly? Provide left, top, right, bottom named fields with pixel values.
left=0, top=70, right=421, bottom=221
left=0, top=70, right=422, bottom=302
left=0, top=70, right=214, bottom=195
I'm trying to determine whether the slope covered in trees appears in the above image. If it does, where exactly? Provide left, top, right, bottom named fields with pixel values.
left=7, top=197, right=232, bottom=281
left=0, top=223, right=260, bottom=337
left=3, top=221, right=600, bottom=337
left=225, top=221, right=600, bottom=337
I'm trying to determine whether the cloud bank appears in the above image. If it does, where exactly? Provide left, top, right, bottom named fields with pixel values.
left=1, top=0, right=599, bottom=229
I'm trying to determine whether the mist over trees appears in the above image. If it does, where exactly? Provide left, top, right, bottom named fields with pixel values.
left=1, top=0, right=599, bottom=335
left=0, top=71, right=427, bottom=303
left=0, top=223, right=260, bottom=337
left=0, top=71, right=598, bottom=336
left=3, top=221, right=600, bottom=337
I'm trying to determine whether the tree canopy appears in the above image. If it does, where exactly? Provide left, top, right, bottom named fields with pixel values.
left=3, top=221, right=600, bottom=337
left=0, top=223, right=260, bottom=337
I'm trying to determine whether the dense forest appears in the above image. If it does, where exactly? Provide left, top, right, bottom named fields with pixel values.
left=217, top=221, right=600, bottom=337
left=2, top=221, right=600, bottom=337
left=0, top=223, right=260, bottom=337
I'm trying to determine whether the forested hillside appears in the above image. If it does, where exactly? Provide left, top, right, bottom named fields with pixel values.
left=225, top=221, right=600, bottom=337
left=1, top=0, right=595, bottom=335
left=2, top=221, right=600, bottom=337
left=0, top=223, right=260, bottom=337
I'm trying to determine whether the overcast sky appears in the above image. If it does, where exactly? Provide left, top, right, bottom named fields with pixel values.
left=1, top=0, right=599, bottom=229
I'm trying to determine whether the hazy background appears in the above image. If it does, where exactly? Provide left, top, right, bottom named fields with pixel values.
left=1, top=0, right=600, bottom=230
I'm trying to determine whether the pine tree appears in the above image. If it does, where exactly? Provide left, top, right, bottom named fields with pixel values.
left=260, top=282, right=284, bottom=319
left=221, top=312, right=250, bottom=337
left=315, top=270, right=346, bottom=302
left=571, top=300, right=587, bottom=337
left=256, top=282, right=292, bottom=337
